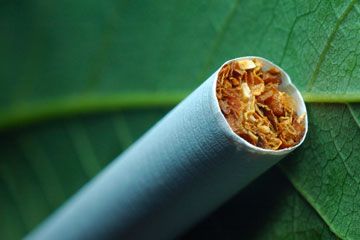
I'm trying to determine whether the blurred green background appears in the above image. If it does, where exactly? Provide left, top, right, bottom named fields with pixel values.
left=1, top=0, right=359, bottom=239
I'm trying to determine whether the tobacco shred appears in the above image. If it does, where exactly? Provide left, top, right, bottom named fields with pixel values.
left=216, top=59, right=305, bottom=150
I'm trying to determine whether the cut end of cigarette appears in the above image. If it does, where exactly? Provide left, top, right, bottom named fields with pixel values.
left=216, top=58, right=306, bottom=150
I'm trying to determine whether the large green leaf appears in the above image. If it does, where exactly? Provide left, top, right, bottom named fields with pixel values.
left=282, top=103, right=360, bottom=239
left=1, top=0, right=359, bottom=239
left=183, top=168, right=339, bottom=240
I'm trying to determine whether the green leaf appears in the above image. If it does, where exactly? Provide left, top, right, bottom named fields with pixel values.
left=0, top=0, right=359, bottom=239
left=282, top=103, right=360, bottom=239
left=183, top=169, right=339, bottom=240
left=0, top=110, right=167, bottom=238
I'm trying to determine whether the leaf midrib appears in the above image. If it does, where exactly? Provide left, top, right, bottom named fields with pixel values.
left=1, top=90, right=360, bottom=131
left=2, top=0, right=359, bottom=133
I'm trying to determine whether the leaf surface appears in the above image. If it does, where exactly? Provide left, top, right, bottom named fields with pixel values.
left=183, top=169, right=339, bottom=240
left=0, top=0, right=359, bottom=239
left=282, top=103, right=360, bottom=239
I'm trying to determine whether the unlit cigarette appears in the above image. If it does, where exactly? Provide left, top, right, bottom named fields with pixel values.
left=26, top=56, right=308, bottom=240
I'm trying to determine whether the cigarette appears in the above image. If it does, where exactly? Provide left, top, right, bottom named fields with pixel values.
left=26, top=56, right=308, bottom=240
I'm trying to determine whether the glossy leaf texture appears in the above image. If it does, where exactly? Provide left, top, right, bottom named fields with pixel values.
left=0, top=0, right=359, bottom=239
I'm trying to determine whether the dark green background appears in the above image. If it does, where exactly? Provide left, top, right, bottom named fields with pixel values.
left=1, top=0, right=359, bottom=239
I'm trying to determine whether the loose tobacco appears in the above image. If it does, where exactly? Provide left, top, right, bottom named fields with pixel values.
left=216, top=59, right=305, bottom=150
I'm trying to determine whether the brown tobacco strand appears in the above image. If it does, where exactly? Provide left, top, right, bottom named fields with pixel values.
left=216, top=59, right=305, bottom=150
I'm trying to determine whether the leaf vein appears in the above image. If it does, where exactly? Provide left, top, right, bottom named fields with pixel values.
left=306, top=0, right=357, bottom=91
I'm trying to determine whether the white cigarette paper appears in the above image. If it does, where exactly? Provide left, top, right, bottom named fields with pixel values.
left=27, top=56, right=308, bottom=240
